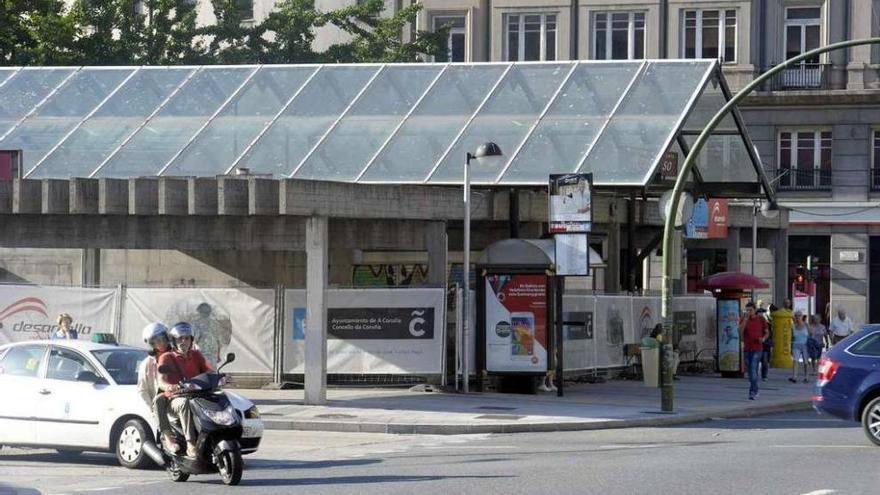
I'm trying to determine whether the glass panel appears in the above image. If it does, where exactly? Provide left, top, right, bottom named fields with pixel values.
left=35, top=68, right=194, bottom=178
left=429, top=63, right=572, bottom=183
left=0, top=69, right=74, bottom=137
left=237, top=66, right=379, bottom=177
left=681, top=79, right=737, bottom=132
left=702, top=11, right=720, bottom=59
left=786, top=25, right=802, bottom=59
left=451, top=32, right=466, bottom=62
left=634, top=13, right=646, bottom=59
left=164, top=67, right=316, bottom=177
left=875, top=131, right=880, bottom=169
left=724, top=10, right=736, bottom=62
left=502, top=62, right=641, bottom=183
left=293, top=66, right=441, bottom=181
left=546, top=17, right=556, bottom=61
left=100, top=68, right=253, bottom=178
left=684, top=12, right=697, bottom=58
left=595, top=13, right=608, bottom=59
left=506, top=15, right=519, bottom=61
left=2, top=68, right=133, bottom=175
left=805, top=25, right=821, bottom=62
left=787, top=7, right=821, bottom=20
left=611, top=14, right=628, bottom=60
left=579, top=61, right=711, bottom=185
left=524, top=15, right=541, bottom=61
left=688, top=134, right=757, bottom=182
left=361, top=65, right=507, bottom=182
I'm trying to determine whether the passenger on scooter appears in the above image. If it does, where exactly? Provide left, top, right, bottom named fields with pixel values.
left=136, top=322, right=180, bottom=454
left=159, top=322, right=213, bottom=458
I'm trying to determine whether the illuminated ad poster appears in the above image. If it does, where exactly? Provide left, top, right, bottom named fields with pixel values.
left=484, top=274, right=548, bottom=373
left=717, top=299, right=742, bottom=373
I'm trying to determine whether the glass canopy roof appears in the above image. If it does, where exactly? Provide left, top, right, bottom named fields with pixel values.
left=0, top=60, right=767, bottom=189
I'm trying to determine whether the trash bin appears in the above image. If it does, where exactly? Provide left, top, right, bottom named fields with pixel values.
left=640, top=347, right=660, bottom=388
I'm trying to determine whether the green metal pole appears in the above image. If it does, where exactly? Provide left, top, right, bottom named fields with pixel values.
left=660, top=37, right=880, bottom=413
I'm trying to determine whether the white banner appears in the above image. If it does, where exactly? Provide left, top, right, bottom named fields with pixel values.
left=284, top=288, right=446, bottom=374
left=0, top=285, right=117, bottom=344
left=632, top=296, right=662, bottom=340
left=562, top=295, right=596, bottom=371
left=121, top=288, right=275, bottom=373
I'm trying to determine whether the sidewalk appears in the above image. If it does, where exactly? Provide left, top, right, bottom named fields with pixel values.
left=240, top=373, right=813, bottom=435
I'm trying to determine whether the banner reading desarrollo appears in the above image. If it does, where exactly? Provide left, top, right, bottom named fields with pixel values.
left=0, top=285, right=117, bottom=344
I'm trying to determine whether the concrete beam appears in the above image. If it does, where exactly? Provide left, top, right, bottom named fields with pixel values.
left=99, top=179, right=128, bottom=215
left=218, top=178, right=248, bottom=216
left=188, top=178, right=218, bottom=215
left=304, top=216, right=328, bottom=406
left=69, top=178, right=99, bottom=214
left=0, top=181, right=11, bottom=213
left=41, top=179, right=69, bottom=214
left=129, top=178, right=158, bottom=215
left=159, top=178, right=188, bottom=215
left=249, top=178, right=279, bottom=215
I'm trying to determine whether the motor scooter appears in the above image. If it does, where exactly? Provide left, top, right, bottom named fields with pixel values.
left=144, top=353, right=244, bottom=485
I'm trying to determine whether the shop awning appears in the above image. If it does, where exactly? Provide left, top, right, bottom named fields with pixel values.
left=0, top=61, right=770, bottom=197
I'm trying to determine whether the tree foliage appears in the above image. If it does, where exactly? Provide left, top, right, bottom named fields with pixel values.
left=0, top=0, right=446, bottom=66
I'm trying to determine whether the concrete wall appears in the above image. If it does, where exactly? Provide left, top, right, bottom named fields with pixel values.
left=831, top=231, right=869, bottom=326
left=0, top=248, right=82, bottom=286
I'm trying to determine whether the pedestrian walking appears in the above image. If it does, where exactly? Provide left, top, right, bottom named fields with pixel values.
left=50, top=313, right=77, bottom=340
left=789, top=312, right=809, bottom=383
left=807, top=315, right=827, bottom=373
left=740, top=302, right=769, bottom=400
left=829, top=308, right=854, bottom=346
left=757, top=304, right=773, bottom=381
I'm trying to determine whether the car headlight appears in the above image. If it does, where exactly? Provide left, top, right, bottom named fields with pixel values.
left=244, top=406, right=260, bottom=419
left=204, top=406, right=237, bottom=426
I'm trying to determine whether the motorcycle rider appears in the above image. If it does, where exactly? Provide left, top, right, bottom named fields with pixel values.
left=136, top=322, right=179, bottom=453
left=159, top=322, right=213, bottom=457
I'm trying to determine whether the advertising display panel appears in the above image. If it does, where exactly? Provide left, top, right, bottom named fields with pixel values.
left=717, top=299, right=742, bottom=374
left=483, top=274, right=549, bottom=374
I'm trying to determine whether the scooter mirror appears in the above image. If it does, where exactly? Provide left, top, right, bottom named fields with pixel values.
left=225, top=353, right=235, bottom=364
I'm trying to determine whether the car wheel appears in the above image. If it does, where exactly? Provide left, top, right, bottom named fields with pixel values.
left=115, top=419, right=152, bottom=469
left=861, top=396, right=880, bottom=446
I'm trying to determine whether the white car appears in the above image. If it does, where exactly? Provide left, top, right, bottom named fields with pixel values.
left=0, top=339, right=263, bottom=468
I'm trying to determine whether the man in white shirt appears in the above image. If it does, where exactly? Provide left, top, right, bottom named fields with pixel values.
left=829, top=309, right=855, bottom=345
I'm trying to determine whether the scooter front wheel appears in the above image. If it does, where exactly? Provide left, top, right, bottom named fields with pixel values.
left=217, top=449, right=242, bottom=486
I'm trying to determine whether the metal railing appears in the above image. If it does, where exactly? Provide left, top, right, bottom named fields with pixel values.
left=871, top=169, right=880, bottom=191
left=761, top=63, right=831, bottom=91
left=769, top=167, right=832, bottom=191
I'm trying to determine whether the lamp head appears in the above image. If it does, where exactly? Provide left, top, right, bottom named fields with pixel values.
left=468, top=142, right=503, bottom=168
left=760, top=200, right=779, bottom=219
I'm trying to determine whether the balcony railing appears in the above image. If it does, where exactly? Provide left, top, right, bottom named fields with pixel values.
left=770, top=168, right=832, bottom=191
left=762, top=63, right=831, bottom=91
left=871, top=169, right=880, bottom=191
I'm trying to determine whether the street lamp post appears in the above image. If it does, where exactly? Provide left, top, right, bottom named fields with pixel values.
left=660, top=37, right=880, bottom=413
left=462, top=142, right=503, bottom=393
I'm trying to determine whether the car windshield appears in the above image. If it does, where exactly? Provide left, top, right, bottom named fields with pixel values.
left=91, top=348, right=148, bottom=385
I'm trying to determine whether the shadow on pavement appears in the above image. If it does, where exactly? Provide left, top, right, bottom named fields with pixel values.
left=228, top=474, right=514, bottom=487
left=245, top=458, right=382, bottom=470
left=665, top=411, right=858, bottom=430
left=0, top=450, right=120, bottom=467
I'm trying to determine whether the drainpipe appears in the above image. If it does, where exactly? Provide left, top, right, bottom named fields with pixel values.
left=571, top=0, right=580, bottom=60
left=659, top=0, right=668, bottom=58
left=486, top=0, right=492, bottom=61
left=758, top=0, right=766, bottom=70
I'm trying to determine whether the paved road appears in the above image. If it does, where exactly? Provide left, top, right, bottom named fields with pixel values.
left=1, top=411, right=877, bottom=495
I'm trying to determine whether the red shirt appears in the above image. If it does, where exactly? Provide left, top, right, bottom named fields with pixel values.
left=742, top=316, right=767, bottom=352
left=159, top=350, right=210, bottom=397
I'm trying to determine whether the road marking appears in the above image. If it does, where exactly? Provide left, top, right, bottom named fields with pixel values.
left=716, top=418, right=841, bottom=422
left=799, top=490, right=837, bottom=495
left=423, top=445, right=517, bottom=449
left=770, top=445, right=872, bottom=449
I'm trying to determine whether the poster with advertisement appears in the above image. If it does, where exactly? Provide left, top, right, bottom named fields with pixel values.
left=686, top=198, right=729, bottom=239
left=549, top=173, right=592, bottom=233
left=0, top=285, right=117, bottom=344
left=707, top=199, right=729, bottom=239
left=484, top=274, right=548, bottom=373
left=717, top=299, right=742, bottom=373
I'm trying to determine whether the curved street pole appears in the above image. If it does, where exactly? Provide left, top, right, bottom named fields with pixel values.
left=660, top=37, right=880, bottom=412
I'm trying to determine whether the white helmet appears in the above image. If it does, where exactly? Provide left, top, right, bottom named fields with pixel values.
left=142, top=322, right=169, bottom=344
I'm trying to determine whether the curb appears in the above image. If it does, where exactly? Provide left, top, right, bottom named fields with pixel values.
left=262, top=400, right=812, bottom=435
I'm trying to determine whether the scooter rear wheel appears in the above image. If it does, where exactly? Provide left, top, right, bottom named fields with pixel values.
left=167, top=461, right=189, bottom=482
left=218, top=450, right=242, bottom=486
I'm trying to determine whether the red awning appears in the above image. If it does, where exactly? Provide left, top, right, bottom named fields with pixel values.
left=697, top=272, right=769, bottom=291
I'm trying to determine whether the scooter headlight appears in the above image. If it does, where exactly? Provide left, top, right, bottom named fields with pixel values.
left=204, top=406, right=237, bottom=426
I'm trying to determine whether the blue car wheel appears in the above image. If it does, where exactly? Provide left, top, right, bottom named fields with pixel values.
left=861, top=396, right=880, bottom=446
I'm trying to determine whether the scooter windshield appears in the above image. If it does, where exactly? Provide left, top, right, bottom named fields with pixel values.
left=184, top=371, right=222, bottom=391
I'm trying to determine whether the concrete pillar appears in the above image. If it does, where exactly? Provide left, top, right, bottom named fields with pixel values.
left=726, top=227, right=741, bottom=272
left=158, top=178, right=188, bottom=215
left=304, top=216, right=328, bottom=406
left=69, top=178, right=98, bottom=214
left=81, top=248, right=100, bottom=286
left=41, top=179, right=69, bottom=214
left=424, top=221, right=448, bottom=286
left=99, top=179, right=128, bottom=215
left=773, top=229, right=789, bottom=306
left=830, top=232, right=869, bottom=326
left=0, top=180, right=11, bottom=213
left=13, top=179, right=41, bottom=214
left=188, top=178, right=218, bottom=215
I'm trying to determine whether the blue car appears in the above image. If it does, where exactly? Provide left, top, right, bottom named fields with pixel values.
left=812, top=325, right=880, bottom=445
